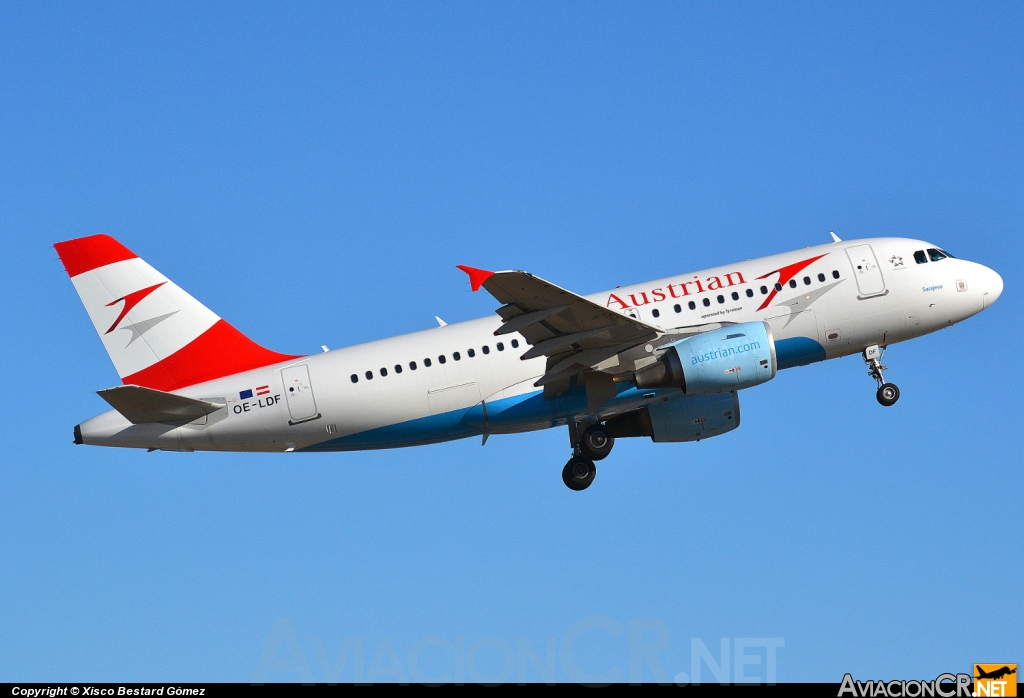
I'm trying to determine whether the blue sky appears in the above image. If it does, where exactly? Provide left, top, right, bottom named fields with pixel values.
left=1, top=1, right=1021, bottom=683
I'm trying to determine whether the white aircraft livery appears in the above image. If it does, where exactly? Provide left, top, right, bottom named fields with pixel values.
left=57, top=233, right=1002, bottom=490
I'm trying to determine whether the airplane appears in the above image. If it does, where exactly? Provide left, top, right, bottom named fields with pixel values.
left=55, top=232, right=1002, bottom=490
left=975, top=666, right=1016, bottom=681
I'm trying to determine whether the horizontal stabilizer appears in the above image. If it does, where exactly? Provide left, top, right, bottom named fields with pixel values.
left=97, top=385, right=223, bottom=425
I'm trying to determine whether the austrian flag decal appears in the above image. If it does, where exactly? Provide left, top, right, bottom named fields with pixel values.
left=239, top=386, right=271, bottom=400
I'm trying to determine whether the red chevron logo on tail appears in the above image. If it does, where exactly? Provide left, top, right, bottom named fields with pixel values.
left=104, top=282, right=166, bottom=334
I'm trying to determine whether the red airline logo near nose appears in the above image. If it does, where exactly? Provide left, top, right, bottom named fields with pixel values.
left=755, top=254, right=829, bottom=311
left=104, top=282, right=167, bottom=334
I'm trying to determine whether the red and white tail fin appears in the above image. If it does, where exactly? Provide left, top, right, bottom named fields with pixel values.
left=55, top=234, right=300, bottom=391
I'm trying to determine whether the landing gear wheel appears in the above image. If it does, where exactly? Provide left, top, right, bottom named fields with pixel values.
left=562, top=456, right=596, bottom=491
left=876, top=383, right=900, bottom=407
left=579, top=423, right=614, bottom=461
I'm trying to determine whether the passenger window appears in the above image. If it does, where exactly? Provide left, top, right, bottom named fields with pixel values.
left=928, top=248, right=947, bottom=262
left=394, top=364, right=402, bottom=374
left=803, top=276, right=811, bottom=285
left=453, top=352, right=461, bottom=361
left=775, top=283, right=783, bottom=291
left=482, top=345, right=490, bottom=355
left=424, top=358, right=432, bottom=367
left=746, top=289, right=754, bottom=297
left=351, top=374, right=358, bottom=383
left=832, top=270, right=840, bottom=279
left=761, top=285, right=768, bottom=294
left=789, top=279, right=797, bottom=288
left=496, top=342, right=504, bottom=351
left=410, top=361, right=417, bottom=370
left=731, top=291, right=739, bottom=301
left=652, top=308, right=660, bottom=318
left=380, top=367, right=388, bottom=377
left=674, top=304, right=681, bottom=313
left=511, top=339, right=519, bottom=348
left=467, top=348, right=475, bottom=358
left=818, top=273, right=826, bottom=282
left=438, top=355, right=446, bottom=364
left=702, top=298, right=711, bottom=307
left=365, top=371, right=373, bottom=380
left=914, top=250, right=928, bottom=264
left=688, top=301, right=696, bottom=310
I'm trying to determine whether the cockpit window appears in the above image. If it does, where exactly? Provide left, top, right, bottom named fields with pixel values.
left=927, top=248, right=947, bottom=262
left=938, top=248, right=955, bottom=259
left=914, top=250, right=928, bottom=264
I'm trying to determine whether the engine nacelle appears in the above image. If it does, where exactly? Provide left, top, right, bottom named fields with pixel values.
left=635, top=321, right=777, bottom=394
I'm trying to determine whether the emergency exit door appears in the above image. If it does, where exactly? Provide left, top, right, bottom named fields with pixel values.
left=845, top=244, right=887, bottom=298
left=281, top=364, right=319, bottom=423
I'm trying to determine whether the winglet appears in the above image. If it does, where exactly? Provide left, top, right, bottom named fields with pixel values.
left=456, top=265, right=495, bottom=292
left=830, top=231, right=842, bottom=243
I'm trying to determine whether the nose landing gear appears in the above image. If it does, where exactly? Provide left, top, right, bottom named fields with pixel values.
left=864, top=345, right=900, bottom=407
left=562, top=421, right=615, bottom=490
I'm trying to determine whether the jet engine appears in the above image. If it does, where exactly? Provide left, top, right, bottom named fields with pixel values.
left=635, top=321, right=777, bottom=394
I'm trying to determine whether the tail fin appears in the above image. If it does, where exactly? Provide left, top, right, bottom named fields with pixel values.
left=55, top=234, right=300, bottom=391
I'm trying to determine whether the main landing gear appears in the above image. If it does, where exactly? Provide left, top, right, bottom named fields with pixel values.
left=864, top=344, right=900, bottom=407
left=562, top=422, right=615, bottom=491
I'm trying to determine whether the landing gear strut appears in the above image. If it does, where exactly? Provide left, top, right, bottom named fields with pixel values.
left=864, top=345, right=900, bottom=407
left=562, top=421, right=612, bottom=491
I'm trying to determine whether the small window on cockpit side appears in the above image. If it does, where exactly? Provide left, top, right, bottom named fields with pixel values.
left=914, top=250, right=928, bottom=264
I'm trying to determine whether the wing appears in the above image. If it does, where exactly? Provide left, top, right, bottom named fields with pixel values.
left=458, top=266, right=665, bottom=395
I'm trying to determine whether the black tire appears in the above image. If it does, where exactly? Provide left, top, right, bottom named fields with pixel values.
left=562, top=456, right=596, bottom=491
left=579, top=423, right=614, bottom=461
left=876, top=383, right=900, bottom=407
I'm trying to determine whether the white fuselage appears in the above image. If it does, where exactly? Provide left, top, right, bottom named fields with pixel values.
left=77, top=237, right=1003, bottom=452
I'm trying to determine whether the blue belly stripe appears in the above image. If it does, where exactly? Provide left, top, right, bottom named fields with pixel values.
left=774, top=337, right=826, bottom=369
left=301, top=383, right=674, bottom=452
left=300, top=407, right=482, bottom=451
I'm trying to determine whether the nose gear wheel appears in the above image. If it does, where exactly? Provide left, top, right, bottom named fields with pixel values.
left=864, top=345, right=900, bottom=407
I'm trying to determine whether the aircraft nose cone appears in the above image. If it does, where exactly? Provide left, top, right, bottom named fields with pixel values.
left=982, top=265, right=1003, bottom=308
